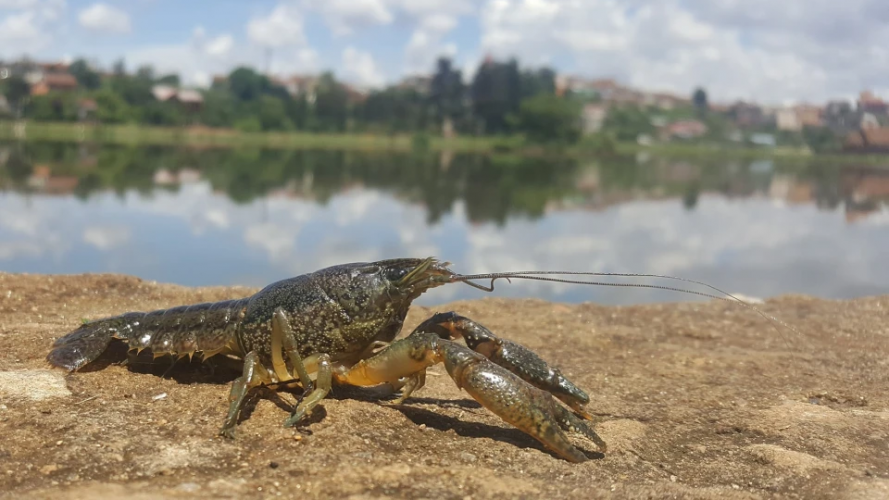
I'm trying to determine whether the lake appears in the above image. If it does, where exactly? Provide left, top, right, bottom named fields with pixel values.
left=1, top=141, right=887, bottom=307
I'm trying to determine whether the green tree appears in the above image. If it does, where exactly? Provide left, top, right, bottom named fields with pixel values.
left=112, top=59, right=126, bottom=77
left=285, top=94, right=309, bottom=130
left=110, top=75, right=153, bottom=107
left=358, top=87, right=427, bottom=133
left=2, top=75, right=31, bottom=115
left=429, top=57, right=465, bottom=130
left=156, top=74, right=180, bottom=86
left=511, top=94, right=581, bottom=144
left=692, top=87, right=708, bottom=112
left=135, top=65, right=155, bottom=81
left=199, top=89, right=236, bottom=127
left=228, top=67, right=268, bottom=101
left=802, top=125, right=840, bottom=153
left=471, top=57, right=523, bottom=134
left=68, top=59, right=102, bottom=90
left=313, top=72, right=349, bottom=132
left=602, top=105, right=655, bottom=142
left=255, top=95, right=292, bottom=131
left=28, top=93, right=77, bottom=121
left=139, top=101, right=184, bottom=126
left=519, top=67, right=556, bottom=99
left=93, top=89, right=131, bottom=123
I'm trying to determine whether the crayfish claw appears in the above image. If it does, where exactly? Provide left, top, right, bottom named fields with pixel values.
left=438, top=341, right=604, bottom=463
left=412, top=312, right=594, bottom=420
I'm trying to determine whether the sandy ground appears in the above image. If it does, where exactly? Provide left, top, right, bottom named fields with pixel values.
left=0, top=272, right=887, bottom=500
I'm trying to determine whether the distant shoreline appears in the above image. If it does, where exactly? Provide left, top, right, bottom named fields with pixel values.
left=2, top=120, right=888, bottom=166
left=0, top=120, right=505, bottom=152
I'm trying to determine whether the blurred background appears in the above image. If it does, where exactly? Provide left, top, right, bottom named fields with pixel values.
left=1, top=1, right=887, bottom=306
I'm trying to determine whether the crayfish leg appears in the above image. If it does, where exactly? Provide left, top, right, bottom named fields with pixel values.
left=220, top=351, right=270, bottom=439
left=271, top=308, right=314, bottom=391
left=283, top=354, right=331, bottom=428
left=333, top=332, right=441, bottom=390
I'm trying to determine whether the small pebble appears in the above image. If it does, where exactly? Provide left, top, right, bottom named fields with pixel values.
left=670, top=475, right=677, bottom=482
left=269, top=462, right=279, bottom=469
left=152, top=393, right=167, bottom=402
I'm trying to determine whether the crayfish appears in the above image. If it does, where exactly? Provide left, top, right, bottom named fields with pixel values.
left=46, top=257, right=786, bottom=462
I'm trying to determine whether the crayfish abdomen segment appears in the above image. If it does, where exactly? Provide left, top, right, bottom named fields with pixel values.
left=46, top=298, right=249, bottom=371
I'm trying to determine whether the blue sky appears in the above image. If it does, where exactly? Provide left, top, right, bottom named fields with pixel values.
left=2, top=0, right=888, bottom=105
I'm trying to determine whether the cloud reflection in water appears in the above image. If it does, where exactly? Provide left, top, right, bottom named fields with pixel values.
left=0, top=144, right=887, bottom=307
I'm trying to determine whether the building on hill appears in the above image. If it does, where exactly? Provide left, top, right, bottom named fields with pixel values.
left=396, top=75, right=431, bottom=95
left=858, top=91, right=888, bottom=116
left=776, top=104, right=823, bottom=131
left=662, top=119, right=708, bottom=140
left=582, top=104, right=607, bottom=134
left=151, top=85, right=204, bottom=113
left=272, top=75, right=320, bottom=103
left=823, top=100, right=859, bottom=134
left=844, top=127, right=889, bottom=153
left=729, top=101, right=771, bottom=128
left=30, top=73, right=78, bottom=96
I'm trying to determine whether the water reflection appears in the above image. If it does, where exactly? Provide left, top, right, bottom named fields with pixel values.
left=0, top=141, right=887, bottom=306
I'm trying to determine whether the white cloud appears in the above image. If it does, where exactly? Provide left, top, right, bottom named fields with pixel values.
left=125, top=22, right=320, bottom=88
left=403, top=13, right=461, bottom=74
left=269, top=48, right=320, bottom=76
left=388, top=0, right=474, bottom=19
left=205, top=34, right=234, bottom=57
left=476, top=0, right=889, bottom=104
left=125, top=27, right=252, bottom=87
left=0, top=241, right=45, bottom=261
left=0, top=0, right=39, bottom=8
left=341, top=46, right=385, bottom=88
left=303, top=0, right=393, bottom=36
left=0, top=12, right=44, bottom=55
left=244, top=222, right=297, bottom=261
left=37, top=0, right=64, bottom=21
left=419, top=13, right=457, bottom=33
left=247, top=3, right=306, bottom=47
left=0, top=0, right=63, bottom=57
left=83, top=226, right=131, bottom=251
left=2, top=0, right=884, bottom=104
left=78, top=3, right=131, bottom=34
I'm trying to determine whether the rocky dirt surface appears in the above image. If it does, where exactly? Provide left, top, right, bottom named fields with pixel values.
left=0, top=272, right=887, bottom=500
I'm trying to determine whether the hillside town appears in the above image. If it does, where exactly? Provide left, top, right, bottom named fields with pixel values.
left=1, top=56, right=888, bottom=153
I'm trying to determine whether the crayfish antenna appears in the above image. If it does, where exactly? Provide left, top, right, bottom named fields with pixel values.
left=452, top=270, right=804, bottom=352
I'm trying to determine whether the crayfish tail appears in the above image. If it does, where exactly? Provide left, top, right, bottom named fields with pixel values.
left=46, top=321, right=122, bottom=372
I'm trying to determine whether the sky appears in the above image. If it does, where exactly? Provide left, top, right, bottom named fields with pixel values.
left=1, top=0, right=888, bottom=105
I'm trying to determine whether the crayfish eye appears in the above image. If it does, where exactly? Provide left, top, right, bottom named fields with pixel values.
left=386, top=267, right=410, bottom=282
